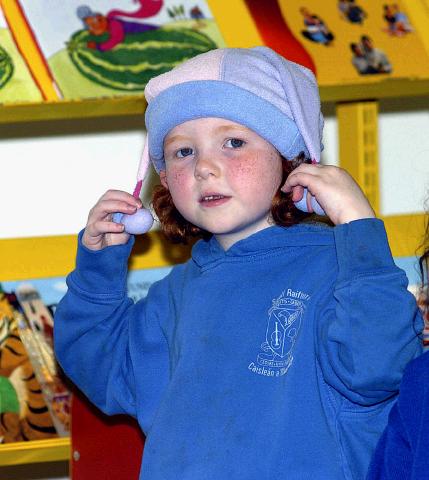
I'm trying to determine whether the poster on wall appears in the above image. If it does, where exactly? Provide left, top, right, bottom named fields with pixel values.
left=2, top=0, right=225, bottom=101
left=0, top=8, right=42, bottom=104
left=245, top=0, right=429, bottom=86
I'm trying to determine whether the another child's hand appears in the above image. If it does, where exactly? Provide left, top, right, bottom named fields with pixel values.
left=282, top=164, right=375, bottom=225
left=82, top=190, right=142, bottom=251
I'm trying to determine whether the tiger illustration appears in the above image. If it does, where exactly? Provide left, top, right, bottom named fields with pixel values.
left=0, top=293, right=57, bottom=443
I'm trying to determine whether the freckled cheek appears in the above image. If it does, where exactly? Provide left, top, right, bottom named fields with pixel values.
left=226, top=157, right=257, bottom=181
left=227, top=155, right=282, bottom=195
left=166, top=167, right=189, bottom=190
left=165, top=167, right=196, bottom=213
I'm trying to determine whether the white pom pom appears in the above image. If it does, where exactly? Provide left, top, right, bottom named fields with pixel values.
left=113, top=209, right=154, bottom=235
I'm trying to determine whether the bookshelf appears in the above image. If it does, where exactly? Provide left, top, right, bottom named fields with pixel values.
left=1, top=0, right=429, bottom=125
left=2, top=77, right=429, bottom=125
left=0, top=438, right=70, bottom=466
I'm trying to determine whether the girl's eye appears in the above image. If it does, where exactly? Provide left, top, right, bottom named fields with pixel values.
left=176, top=147, right=194, bottom=158
left=225, top=138, right=245, bottom=149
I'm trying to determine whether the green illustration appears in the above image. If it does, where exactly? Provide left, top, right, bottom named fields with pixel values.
left=0, top=44, right=13, bottom=89
left=67, top=26, right=217, bottom=91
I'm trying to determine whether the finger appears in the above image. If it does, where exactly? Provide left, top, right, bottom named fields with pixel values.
left=283, top=164, right=327, bottom=192
left=86, top=220, right=126, bottom=238
left=284, top=185, right=305, bottom=202
left=283, top=171, right=319, bottom=193
left=99, top=190, right=142, bottom=208
left=92, top=199, right=139, bottom=220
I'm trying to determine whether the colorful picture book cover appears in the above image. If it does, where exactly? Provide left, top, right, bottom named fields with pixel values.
left=0, top=290, right=60, bottom=443
left=245, top=0, right=429, bottom=85
left=0, top=257, right=427, bottom=441
left=15, top=284, right=71, bottom=437
left=0, top=266, right=172, bottom=442
left=15, top=0, right=225, bottom=100
left=0, top=7, right=42, bottom=104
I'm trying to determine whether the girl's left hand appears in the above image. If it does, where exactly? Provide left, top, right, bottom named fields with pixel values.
left=282, top=164, right=375, bottom=225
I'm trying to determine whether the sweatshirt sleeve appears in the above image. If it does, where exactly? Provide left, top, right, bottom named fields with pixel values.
left=367, top=352, right=429, bottom=479
left=54, top=232, right=170, bottom=428
left=317, top=218, right=423, bottom=406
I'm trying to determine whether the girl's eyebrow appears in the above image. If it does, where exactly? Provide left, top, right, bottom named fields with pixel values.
left=164, top=135, right=189, bottom=148
left=216, top=125, right=249, bottom=134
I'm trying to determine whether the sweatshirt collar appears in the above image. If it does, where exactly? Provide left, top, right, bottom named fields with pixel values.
left=191, top=223, right=334, bottom=269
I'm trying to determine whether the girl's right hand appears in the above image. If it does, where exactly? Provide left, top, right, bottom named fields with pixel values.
left=82, top=190, right=142, bottom=251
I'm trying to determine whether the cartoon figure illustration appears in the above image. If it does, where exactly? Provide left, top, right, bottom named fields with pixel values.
left=257, top=293, right=304, bottom=371
left=299, top=7, right=334, bottom=46
left=108, top=0, right=164, bottom=19
left=351, top=35, right=392, bottom=75
left=383, top=4, right=413, bottom=36
left=190, top=5, right=206, bottom=28
left=350, top=43, right=377, bottom=74
left=0, top=44, right=13, bottom=89
left=77, top=2, right=161, bottom=51
left=190, top=5, right=204, bottom=20
left=67, top=2, right=218, bottom=91
left=338, top=0, right=367, bottom=24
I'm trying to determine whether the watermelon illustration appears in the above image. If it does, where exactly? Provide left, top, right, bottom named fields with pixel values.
left=0, top=45, right=13, bottom=89
left=67, top=27, right=217, bottom=91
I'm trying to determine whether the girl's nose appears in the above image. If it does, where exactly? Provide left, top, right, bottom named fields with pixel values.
left=194, top=153, right=220, bottom=180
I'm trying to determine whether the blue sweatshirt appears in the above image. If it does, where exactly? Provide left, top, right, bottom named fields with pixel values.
left=367, top=351, right=429, bottom=479
left=54, top=219, right=422, bottom=480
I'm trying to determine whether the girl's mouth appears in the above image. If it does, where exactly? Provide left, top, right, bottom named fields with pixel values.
left=199, top=194, right=230, bottom=207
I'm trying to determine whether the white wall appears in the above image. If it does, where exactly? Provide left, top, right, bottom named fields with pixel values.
left=1, top=116, right=147, bottom=238
left=378, top=97, right=429, bottom=215
left=0, top=100, right=428, bottom=240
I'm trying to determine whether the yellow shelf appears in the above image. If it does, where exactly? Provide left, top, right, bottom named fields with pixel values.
left=1, top=77, right=429, bottom=124
left=0, top=231, right=191, bottom=282
left=320, top=78, right=429, bottom=103
left=0, top=438, right=70, bottom=466
left=0, top=95, right=147, bottom=124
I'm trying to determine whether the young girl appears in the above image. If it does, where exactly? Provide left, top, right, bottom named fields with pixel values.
left=54, top=47, right=422, bottom=480
left=367, top=222, right=429, bottom=479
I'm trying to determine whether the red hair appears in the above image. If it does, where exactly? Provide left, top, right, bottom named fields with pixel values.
left=152, top=153, right=311, bottom=244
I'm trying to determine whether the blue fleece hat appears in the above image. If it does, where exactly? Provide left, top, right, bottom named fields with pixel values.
left=140, top=46, right=324, bottom=177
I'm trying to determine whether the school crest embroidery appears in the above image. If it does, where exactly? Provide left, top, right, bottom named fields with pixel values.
left=249, top=289, right=308, bottom=378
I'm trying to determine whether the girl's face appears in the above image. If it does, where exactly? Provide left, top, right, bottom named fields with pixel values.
left=160, top=118, right=283, bottom=250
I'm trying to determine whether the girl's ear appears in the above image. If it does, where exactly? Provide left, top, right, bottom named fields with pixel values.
left=160, top=170, right=169, bottom=189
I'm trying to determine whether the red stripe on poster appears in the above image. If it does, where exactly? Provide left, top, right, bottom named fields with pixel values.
left=244, top=0, right=316, bottom=75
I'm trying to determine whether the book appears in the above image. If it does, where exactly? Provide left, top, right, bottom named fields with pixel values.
left=0, top=266, right=173, bottom=442
left=2, top=0, right=225, bottom=101
left=0, top=288, right=61, bottom=443
left=0, top=6, right=42, bottom=104
left=15, top=284, right=71, bottom=438
left=244, top=0, right=429, bottom=86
